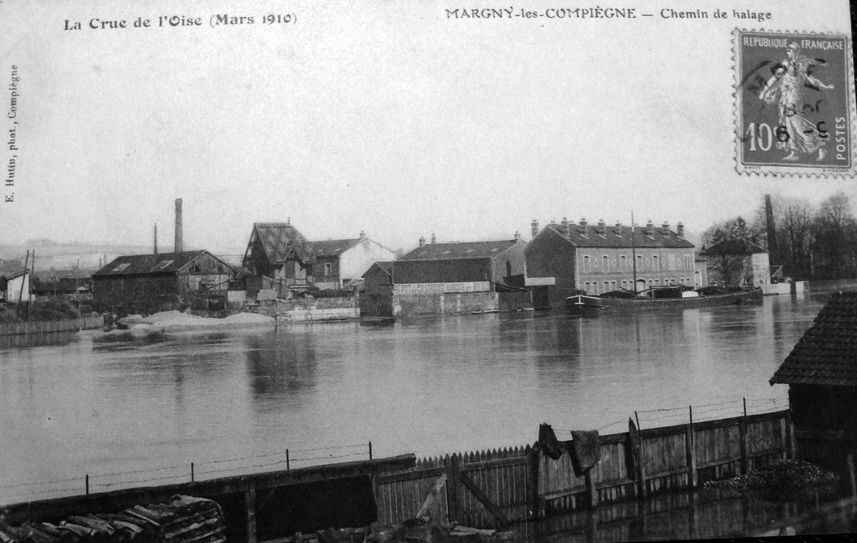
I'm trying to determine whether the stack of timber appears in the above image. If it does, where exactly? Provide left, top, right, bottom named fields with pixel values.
left=0, top=495, right=225, bottom=543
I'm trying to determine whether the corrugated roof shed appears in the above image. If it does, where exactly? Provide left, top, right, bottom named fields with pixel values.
left=770, top=291, right=857, bottom=386
left=93, top=251, right=210, bottom=277
left=250, top=223, right=315, bottom=265
left=544, top=223, right=694, bottom=249
left=700, top=239, right=767, bottom=256
left=401, top=240, right=518, bottom=260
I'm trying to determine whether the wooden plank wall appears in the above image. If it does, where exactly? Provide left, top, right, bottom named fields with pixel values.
left=373, top=410, right=791, bottom=529
left=0, top=315, right=103, bottom=336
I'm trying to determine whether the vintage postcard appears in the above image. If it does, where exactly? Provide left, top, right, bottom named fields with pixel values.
left=1, top=0, right=856, bottom=541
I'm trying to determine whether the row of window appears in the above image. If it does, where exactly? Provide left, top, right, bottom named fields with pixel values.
left=582, top=277, right=696, bottom=295
left=581, top=254, right=694, bottom=273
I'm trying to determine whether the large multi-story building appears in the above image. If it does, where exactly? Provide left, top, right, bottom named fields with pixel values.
left=526, top=218, right=697, bottom=303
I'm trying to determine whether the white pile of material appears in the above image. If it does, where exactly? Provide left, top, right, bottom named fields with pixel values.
left=119, top=311, right=274, bottom=330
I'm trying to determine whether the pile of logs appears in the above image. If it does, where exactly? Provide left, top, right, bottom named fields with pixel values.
left=0, top=495, right=226, bottom=543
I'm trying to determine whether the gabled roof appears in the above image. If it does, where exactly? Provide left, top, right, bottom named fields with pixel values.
left=248, top=223, right=314, bottom=265
left=401, top=240, right=519, bottom=260
left=363, top=261, right=393, bottom=279
left=310, top=238, right=362, bottom=258
left=93, top=251, right=225, bottom=277
left=542, top=223, right=694, bottom=249
left=700, top=239, right=767, bottom=256
left=770, top=291, right=857, bottom=387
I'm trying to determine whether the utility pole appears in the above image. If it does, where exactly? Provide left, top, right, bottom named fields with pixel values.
left=631, top=212, right=638, bottom=293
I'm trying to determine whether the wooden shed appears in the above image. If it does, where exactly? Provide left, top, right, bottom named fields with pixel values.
left=92, top=251, right=234, bottom=314
left=770, top=291, right=857, bottom=470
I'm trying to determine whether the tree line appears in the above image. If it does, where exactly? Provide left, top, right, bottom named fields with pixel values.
left=701, top=191, right=857, bottom=280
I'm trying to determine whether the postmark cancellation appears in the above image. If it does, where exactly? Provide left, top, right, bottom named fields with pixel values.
left=734, top=29, right=857, bottom=177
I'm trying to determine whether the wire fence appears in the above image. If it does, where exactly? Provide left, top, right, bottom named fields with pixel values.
left=555, top=396, right=790, bottom=435
left=0, top=441, right=373, bottom=504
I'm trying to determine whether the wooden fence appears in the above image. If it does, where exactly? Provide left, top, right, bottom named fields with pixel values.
left=374, top=409, right=793, bottom=529
left=0, top=315, right=103, bottom=336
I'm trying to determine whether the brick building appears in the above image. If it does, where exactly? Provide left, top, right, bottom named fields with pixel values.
left=526, top=218, right=696, bottom=304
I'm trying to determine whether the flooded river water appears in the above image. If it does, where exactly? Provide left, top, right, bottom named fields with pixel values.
left=0, top=292, right=831, bottom=504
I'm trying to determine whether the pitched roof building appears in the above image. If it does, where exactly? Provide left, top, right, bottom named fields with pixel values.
left=526, top=218, right=697, bottom=303
left=242, top=222, right=315, bottom=287
left=92, top=250, right=234, bottom=312
left=770, top=291, right=857, bottom=470
left=309, top=234, right=397, bottom=290
left=397, top=237, right=527, bottom=286
left=700, top=239, right=770, bottom=288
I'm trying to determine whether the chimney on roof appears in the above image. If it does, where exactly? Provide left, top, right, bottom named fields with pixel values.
left=646, top=219, right=654, bottom=236
left=419, top=235, right=426, bottom=247
left=431, top=233, right=436, bottom=245
left=579, top=217, right=588, bottom=228
left=531, top=219, right=539, bottom=239
left=359, top=230, right=366, bottom=240
left=153, top=224, right=158, bottom=255
left=677, top=222, right=685, bottom=237
left=597, top=219, right=606, bottom=235
left=174, top=198, right=183, bottom=254
left=514, top=231, right=521, bottom=241
left=662, top=221, right=670, bottom=235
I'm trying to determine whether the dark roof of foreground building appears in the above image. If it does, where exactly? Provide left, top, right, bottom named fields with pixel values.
left=248, top=222, right=315, bottom=265
left=542, top=223, right=693, bottom=249
left=93, top=250, right=222, bottom=277
left=770, top=291, right=857, bottom=387
left=700, top=239, right=767, bottom=256
left=401, top=240, right=519, bottom=260
left=310, top=238, right=362, bottom=258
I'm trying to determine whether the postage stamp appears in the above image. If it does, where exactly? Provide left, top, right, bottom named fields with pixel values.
left=734, top=29, right=856, bottom=177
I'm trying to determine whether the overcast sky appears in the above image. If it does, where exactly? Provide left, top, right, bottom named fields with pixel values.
left=0, top=0, right=853, bottom=255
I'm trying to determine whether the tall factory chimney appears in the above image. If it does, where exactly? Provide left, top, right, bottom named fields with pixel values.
left=764, top=194, right=778, bottom=264
left=153, top=224, right=158, bottom=255
left=174, top=198, right=183, bottom=254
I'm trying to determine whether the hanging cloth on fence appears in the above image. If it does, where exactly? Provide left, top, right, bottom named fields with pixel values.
left=538, top=423, right=565, bottom=460
left=570, top=430, right=601, bottom=476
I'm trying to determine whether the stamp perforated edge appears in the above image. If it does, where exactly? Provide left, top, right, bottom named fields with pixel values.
left=732, top=28, right=857, bottom=178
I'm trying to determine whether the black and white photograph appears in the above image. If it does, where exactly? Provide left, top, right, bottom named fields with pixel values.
left=1, top=0, right=856, bottom=541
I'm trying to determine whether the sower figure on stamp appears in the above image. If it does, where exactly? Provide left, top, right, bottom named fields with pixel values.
left=758, top=42, right=835, bottom=161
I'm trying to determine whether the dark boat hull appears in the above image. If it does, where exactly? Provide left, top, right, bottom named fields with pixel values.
left=565, top=295, right=606, bottom=316
left=602, top=289, right=763, bottom=311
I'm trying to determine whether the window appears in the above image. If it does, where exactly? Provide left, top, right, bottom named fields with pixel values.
left=324, top=263, right=332, bottom=278
left=112, top=263, right=130, bottom=272
left=602, top=255, right=609, bottom=272
left=604, top=281, right=610, bottom=291
left=583, top=255, right=590, bottom=273
left=637, top=255, right=643, bottom=271
left=152, top=260, right=173, bottom=271
left=506, top=261, right=512, bottom=278
left=620, top=255, right=626, bottom=271
left=668, top=254, right=674, bottom=270
left=652, top=255, right=659, bottom=271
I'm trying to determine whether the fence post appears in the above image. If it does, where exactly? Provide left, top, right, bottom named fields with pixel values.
left=584, top=470, right=598, bottom=509
left=526, top=445, right=540, bottom=520
left=446, top=454, right=462, bottom=523
left=191, top=462, right=195, bottom=483
left=85, top=474, right=89, bottom=496
left=685, top=405, right=697, bottom=489
left=286, top=449, right=290, bottom=470
left=245, top=487, right=257, bottom=543
left=369, top=441, right=373, bottom=461
left=740, top=399, right=749, bottom=475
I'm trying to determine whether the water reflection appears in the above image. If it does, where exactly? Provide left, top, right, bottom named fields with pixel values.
left=244, top=331, right=318, bottom=397
left=0, top=295, right=830, bottom=505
